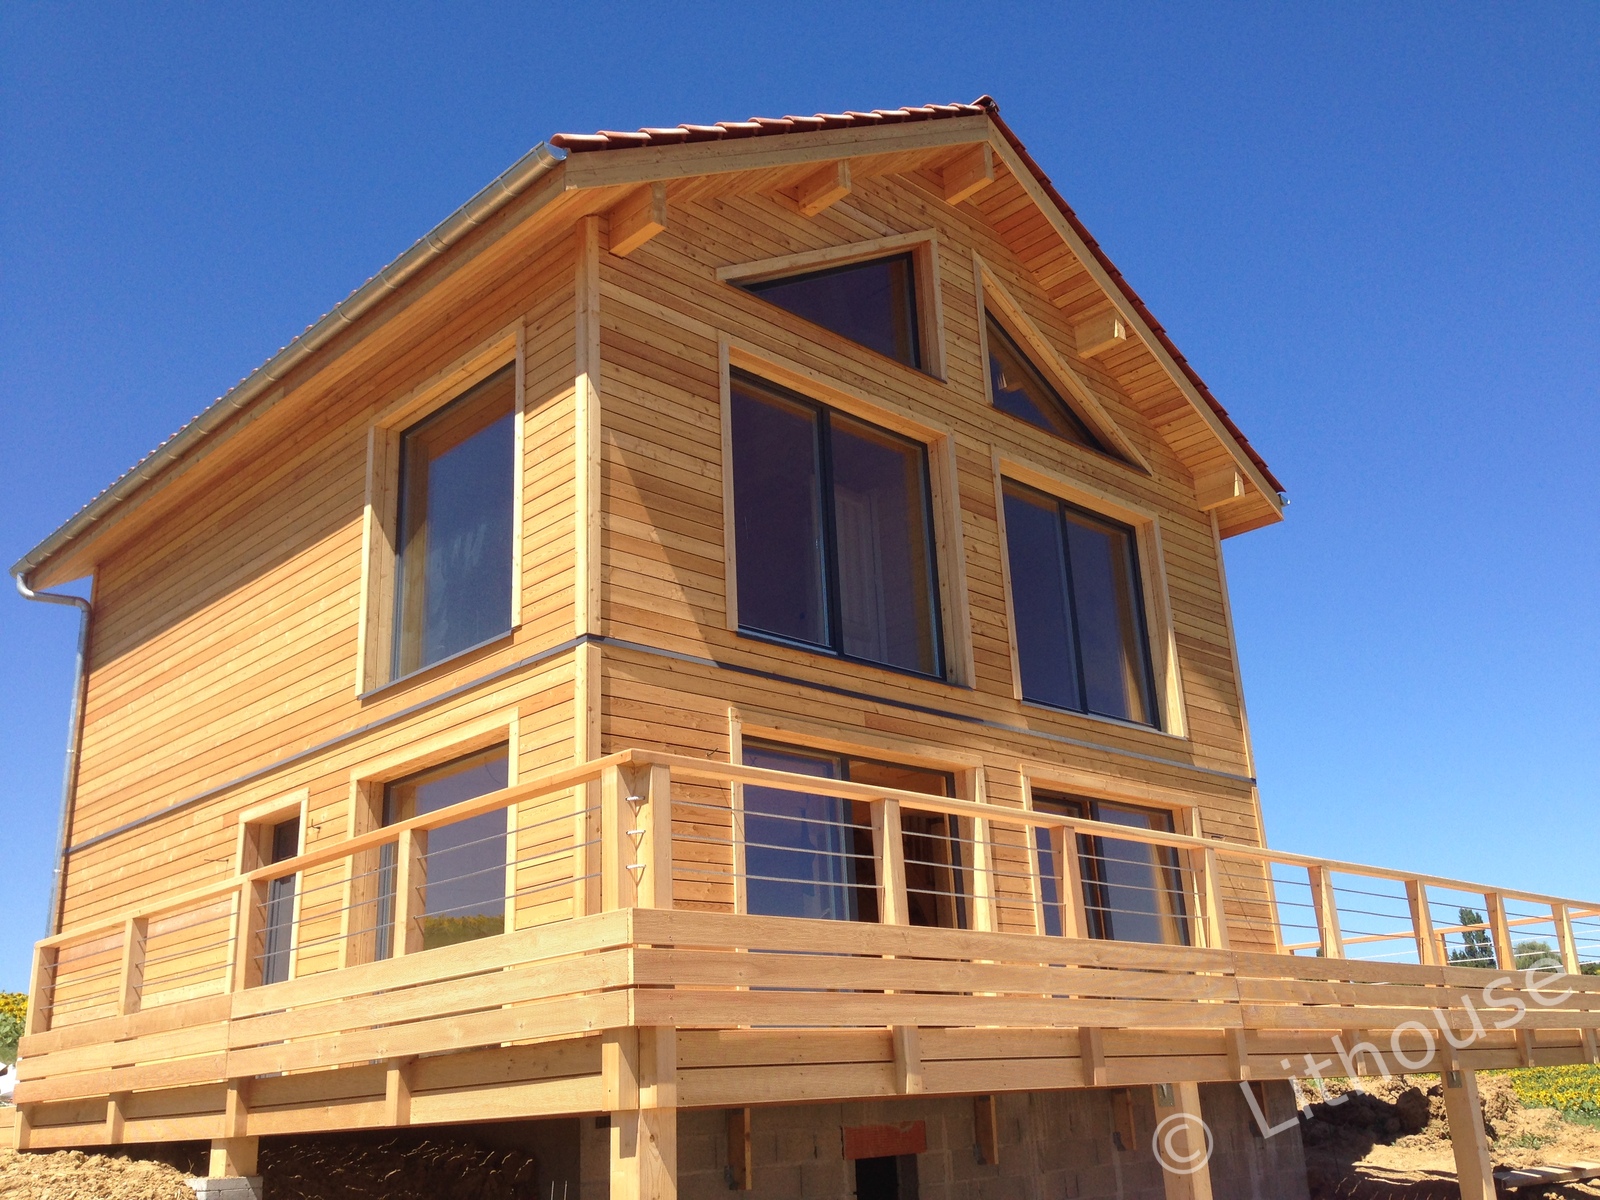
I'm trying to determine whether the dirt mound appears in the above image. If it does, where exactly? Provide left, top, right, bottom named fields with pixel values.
left=0, top=1148, right=195, bottom=1200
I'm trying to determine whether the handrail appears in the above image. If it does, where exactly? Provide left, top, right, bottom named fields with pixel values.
left=29, top=748, right=1600, bottom=1041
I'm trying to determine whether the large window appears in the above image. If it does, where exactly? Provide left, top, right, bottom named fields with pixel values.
left=986, top=313, right=1109, bottom=453
left=392, top=366, right=516, bottom=677
left=1033, top=794, right=1190, bottom=946
left=740, top=253, right=922, bottom=369
left=375, top=745, right=509, bottom=956
left=730, top=373, right=943, bottom=677
left=742, top=743, right=963, bottom=929
left=1001, top=480, right=1158, bottom=726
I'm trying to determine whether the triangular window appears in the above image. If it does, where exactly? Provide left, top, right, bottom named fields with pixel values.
left=741, top=253, right=921, bottom=369
left=986, top=312, right=1111, bottom=454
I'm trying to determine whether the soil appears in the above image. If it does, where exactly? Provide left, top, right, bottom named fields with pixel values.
left=0, top=1148, right=195, bottom=1199
left=1300, top=1074, right=1600, bottom=1199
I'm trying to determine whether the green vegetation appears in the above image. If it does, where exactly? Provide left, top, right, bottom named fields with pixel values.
left=421, top=914, right=505, bottom=950
left=1448, top=907, right=1496, bottom=968
left=0, top=992, right=26, bottom=1065
left=1488, top=1064, right=1600, bottom=1119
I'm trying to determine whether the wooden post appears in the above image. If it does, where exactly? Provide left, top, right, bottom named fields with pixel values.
left=601, top=764, right=633, bottom=911
left=1406, top=879, right=1438, bottom=966
left=1081, top=1026, right=1107, bottom=1086
left=1307, top=867, right=1345, bottom=958
left=233, top=878, right=270, bottom=990
left=209, top=1137, right=259, bottom=1179
left=1485, top=892, right=1516, bottom=971
left=635, top=763, right=674, bottom=911
left=893, top=1024, right=923, bottom=1094
left=610, top=1026, right=676, bottom=1200
left=969, top=816, right=997, bottom=933
left=393, top=828, right=427, bottom=957
left=1224, top=1028, right=1252, bottom=1081
left=875, top=799, right=909, bottom=927
left=116, top=916, right=148, bottom=1016
left=1195, top=848, right=1230, bottom=950
left=385, top=1058, right=413, bottom=1126
left=973, top=1094, right=999, bottom=1166
left=1551, top=904, right=1600, bottom=1064
left=725, top=1108, right=752, bottom=1190
left=1058, top=827, right=1090, bottom=940
left=25, top=944, right=57, bottom=1036
left=223, top=1078, right=249, bottom=1140
left=1151, top=1080, right=1214, bottom=1200
left=105, top=1092, right=127, bottom=1144
left=1440, top=1069, right=1495, bottom=1200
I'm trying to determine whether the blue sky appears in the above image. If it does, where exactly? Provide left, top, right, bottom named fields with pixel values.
left=1, top=4, right=1595, bottom=987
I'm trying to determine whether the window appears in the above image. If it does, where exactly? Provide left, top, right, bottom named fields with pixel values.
left=1001, top=480, right=1158, bottom=725
left=1033, top=794, right=1190, bottom=946
left=986, top=313, right=1110, bottom=453
left=741, top=742, right=962, bottom=928
left=730, top=373, right=943, bottom=677
left=376, top=745, right=509, bottom=956
left=260, top=816, right=300, bottom=986
left=854, top=1154, right=919, bottom=1200
left=392, top=365, right=516, bottom=677
left=740, top=253, right=922, bottom=369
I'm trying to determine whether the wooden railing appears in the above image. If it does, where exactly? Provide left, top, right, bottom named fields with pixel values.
left=13, top=748, right=1600, bottom=1145
left=26, top=749, right=1600, bottom=1039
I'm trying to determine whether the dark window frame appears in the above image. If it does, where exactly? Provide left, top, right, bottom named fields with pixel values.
left=730, top=371, right=947, bottom=682
left=1001, top=479, right=1162, bottom=728
left=738, top=251, right=927, bottom=373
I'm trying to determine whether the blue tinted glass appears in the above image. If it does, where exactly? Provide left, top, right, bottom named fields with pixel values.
left=1062, top=510, right=1154, bottom=724
left=742, top=745, right=876, bottom=922
left=986, top=314, right=1107, bottom=451
left=829, top=413, right=941, bottom=676
left=1002, top=484, right=1081, bottom=711
left=730, top=379, right=829, bottom=647
left=744, top=254, right=920, bottom=367
left=394, top=367, right=516, bottom=676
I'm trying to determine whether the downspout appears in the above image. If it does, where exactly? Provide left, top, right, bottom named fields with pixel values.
left=15, top=573, right=92, bottom=937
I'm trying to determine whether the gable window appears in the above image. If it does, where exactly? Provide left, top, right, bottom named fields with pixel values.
left=1032, top=794, right=1190, bottom=946
left=375, top=745, right=509, bottom=956
left=986, top=313, right=1109, bottom=453
left=741, top=253, right=922, bottom=369
left=392, top=365, right=516, bottom=677
left=742, top=742, right=962, bottom=929
left=730, top=372, right=943, bottom=677
left=1002, top=480, right=1158, bottom=726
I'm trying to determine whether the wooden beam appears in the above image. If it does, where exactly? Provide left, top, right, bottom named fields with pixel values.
left=725, top=1107, right=752, bottom=1190
left=1109, top=1089, right=1137, bottom=1153
left=893, top=1024, right=923, bottom=1094
left=611, top=1026, right=676, bottom=1200
left=1081, top=1026, right=1107, bottom=1086
left=1194, top=468, right=1245, bottom=512
left=1152, top=1081, right=1214, bottom=1200
left=1485, top=893, right=1516, bottom=971
left=608, top=183, right=667, bottom=257
left=393, top=828, right=427, bottom=957
left=1407, top=880, right=1439, bottom=966
left=875, top=799, right=909, bottom=927
left=941, top=143, right=995, bottom=204
left=973, top=1094, right=999, bottom=1166
left=385, top=1058, right=413, bottom=1126
left=1440, top=1069, right=1495, bottom=1200
left=105, top=1092, right=127, bottom=1144
left=787, top=161, right=851, bottom=217
left=209, top=1136, right=259, bottom=1179
left=1224, top=1028, right=1251, bottom=1081
left=1197, top=847, right=1230, bottom=949
left=1072, top=309, right=1129, bottom=358
left=116, top=917, right=147, bottom=1016
left=26, top=946, right=55, bottom=1036
left=1308, top=866, right=1345, bottom=959
left=223, top=1078, right=249, bottom=1140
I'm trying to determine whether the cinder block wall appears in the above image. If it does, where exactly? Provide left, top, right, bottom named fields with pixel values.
left=580, top=1084, right=1307, bottom=1199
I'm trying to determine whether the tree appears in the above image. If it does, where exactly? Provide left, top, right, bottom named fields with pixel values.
left=1448, top=908, right=1497, bottom=968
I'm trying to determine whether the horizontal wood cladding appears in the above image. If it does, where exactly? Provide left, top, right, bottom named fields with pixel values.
left=53, top=149, right=1269, bottom=960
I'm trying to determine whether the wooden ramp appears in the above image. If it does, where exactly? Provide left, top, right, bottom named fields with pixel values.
left=1495, top=1160, right=1600, bottom=1191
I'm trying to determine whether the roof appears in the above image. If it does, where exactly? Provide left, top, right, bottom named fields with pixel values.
left=553, top=96, right=1283, bottom=496
left=14, top=96, right=1281, bottom=584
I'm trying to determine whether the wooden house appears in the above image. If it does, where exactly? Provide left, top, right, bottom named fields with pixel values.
left=10, top=97, right=1598, bottom=1200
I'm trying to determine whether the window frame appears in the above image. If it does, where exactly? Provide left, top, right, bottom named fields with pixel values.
left=718, top=231, right=948, bottom=381
left=973, top=254, right=1151, bottom=474
left=994, top=455, right=1187, bottom=738
left=719, top=341, right=974, bottom=685
left=234, top=790, right=309, bottom=987
left=356, top=323, right=526, bottom=695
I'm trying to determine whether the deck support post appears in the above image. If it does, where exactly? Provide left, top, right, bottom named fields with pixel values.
left=1440, top=1069, right=1495, bottom=1200
left=609, top=1025, right=676, bottom=1200
left=195, top=1137, right=263, bottom=1198
left=1152, top=1081, right=1214, bottom=1200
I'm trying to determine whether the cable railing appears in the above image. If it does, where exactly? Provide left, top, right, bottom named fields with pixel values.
left=24, top=748, right=1600, bottom=1041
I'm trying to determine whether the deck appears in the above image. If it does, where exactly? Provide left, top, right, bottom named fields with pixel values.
left=15, top=750, right=1600, bottom=1149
